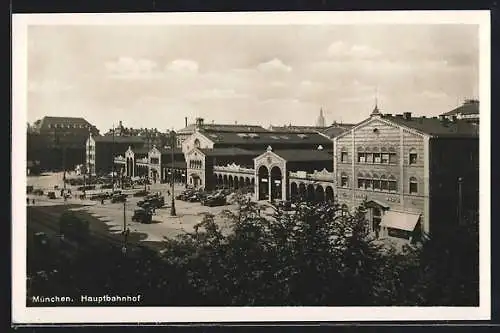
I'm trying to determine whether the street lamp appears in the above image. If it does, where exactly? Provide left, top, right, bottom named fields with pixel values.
left=122, top=197, right=129, bottom=254
left=170, top=130, right=177, bottom=216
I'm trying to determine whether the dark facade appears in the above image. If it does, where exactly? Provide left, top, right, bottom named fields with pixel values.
left=27, top=116, right=99, bottom=171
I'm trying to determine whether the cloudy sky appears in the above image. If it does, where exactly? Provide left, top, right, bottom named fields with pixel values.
left=27, top=24, right=478, bottom=133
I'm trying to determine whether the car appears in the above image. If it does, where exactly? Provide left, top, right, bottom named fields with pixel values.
left=132, top=208, right=153, bottom=224
left=204, top=195, right=226, bottom=207
left=26, top=185, right=34, bottom=194
left=111, top=193, right=127, bottom=203
left=133, top=190, right=149, bottom=197
left=47, top=191, right=56, bottom=199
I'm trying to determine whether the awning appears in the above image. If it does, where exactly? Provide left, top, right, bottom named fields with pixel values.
left=380, top=211, right=421, bottom=232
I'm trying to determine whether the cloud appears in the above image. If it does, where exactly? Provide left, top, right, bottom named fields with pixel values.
left=257, top=58, right=292, bottom=73
left=327, top=41, right=382, bottom=59
left=187, top=88, right=248, bottom=100
left=105, top=57, right=158, bottom=79
left=165, top=59, right=199, bottom=73
left=28, top=80, right=74, bottom=93
left=419, top=90, right=449, bottom=99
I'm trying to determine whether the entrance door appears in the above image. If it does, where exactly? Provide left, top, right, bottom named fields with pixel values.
left=372, top=208, right=382, bottom=237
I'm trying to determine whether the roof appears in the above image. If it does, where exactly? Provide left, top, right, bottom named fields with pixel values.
left=382, top=115, right=479, bottom=138
left=93, top=135, right=146, bottom=143
left=441, top=100, right=479, bottom=116
left=269, top=126, right=325, bottom=133
left=159, top=148, right=184, bottom=155
left=129, top=147, right=151, bottom=155
left=178, top=123, right=267, bottom=134
left=320, top=126, right=351, bottom=139
left=200, top=148, right=262, bottom=157
left=41, top=116, right=90, bottom=124
left=201, top=130, right=333, bottom=145
left=272, top=149, right=332, bottom=162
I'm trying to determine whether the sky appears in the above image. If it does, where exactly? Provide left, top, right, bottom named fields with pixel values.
left=26, top=24, right=479, bottom=133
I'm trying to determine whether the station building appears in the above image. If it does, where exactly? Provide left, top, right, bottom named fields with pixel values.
left=333, top=104, right=479, bottom=243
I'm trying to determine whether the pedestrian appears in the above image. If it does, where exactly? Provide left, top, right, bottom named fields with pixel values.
left=32, top=199, right=35, bottom=205
left=101, top=198, right=104, bottom=205
left=167, top=190, right=171, bottom=197
left=27, top=197, right=30, bottom=205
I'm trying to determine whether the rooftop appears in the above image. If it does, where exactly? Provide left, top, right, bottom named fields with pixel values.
left=200, top=148, right=262, bottom=157
left=93, top=135, right=146, bottom=143
left=272, top=149, right=333, bottom=162
left=201, top=130, right=332, bottom=146
left=178, top=123, right=267, bottom=134
left=441, top=99, right=479, bottom=116
left=382, top=115, right=479, bottom=138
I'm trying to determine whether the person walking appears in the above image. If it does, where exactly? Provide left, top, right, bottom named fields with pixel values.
left=27, top=197, right=30, bottom=205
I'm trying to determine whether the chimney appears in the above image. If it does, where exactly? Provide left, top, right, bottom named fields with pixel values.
left=403, top=112, right=412, bottom=120
left=422, top=116, right=426, bottom=119
left=185, top=117, right=188, bottom=127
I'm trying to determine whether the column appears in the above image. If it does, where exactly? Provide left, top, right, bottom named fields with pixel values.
left=268, top=174, right=272, bottom=202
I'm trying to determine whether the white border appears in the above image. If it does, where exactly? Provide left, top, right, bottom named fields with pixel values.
left=12, top=10, right=491, bottom=324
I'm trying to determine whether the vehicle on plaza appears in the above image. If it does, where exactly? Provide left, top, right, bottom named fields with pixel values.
left=26, top=185, right=34, bottom=194
left=176, top=189, right=196, bottom=201
left=47, top=191, right=56, bottom=199
left=111, top=193, right=127, bottom=203
left=101, top=184, right=113, bottom=190
left=138, top=195, right=164, bottom=209
left=132, top=207, right=153, bottom=224
left=203, top=195, right=227, bottom=207
left=89, top=192, right=111, bottom=201
left=77, top=185, right=96, bottom=191
left=275, top=200, right=295, bottom=211
left=133, top=190, right=149, bottom=197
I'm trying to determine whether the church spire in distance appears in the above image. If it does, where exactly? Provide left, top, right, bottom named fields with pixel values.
left=316, top=107, right=326, bottom=127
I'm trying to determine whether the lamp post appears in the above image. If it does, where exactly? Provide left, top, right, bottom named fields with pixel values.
left=170, top=130, right=176, bottom=216
left=122, top=198, right=129, bottom=254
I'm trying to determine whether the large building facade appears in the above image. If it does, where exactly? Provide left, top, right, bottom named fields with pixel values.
left=334, top=106, right=479, bottom=242
left=27, top=116, right=99, bottom=171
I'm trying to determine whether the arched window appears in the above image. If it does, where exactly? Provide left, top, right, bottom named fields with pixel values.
left=357, top=172, right=365, bottom=189
left=340, top=172, right=349, bottom=188
left=372, top=173, right=381, bottom=190
left=357, top=146, right=366, bottom=163
left=388, top=175, right=397, bottom=192
left=373, top=147, right=381, bottom=163
left=388, top=146, right=397, bottom=164
left=409, top=176, right=418, bottom=194
left=340, top=147, right=348, bottom=163
left=409, top=148, right=418, bottom=165
left=364, top=147, right=373, bottom=163
left=194, top=139, right=201, bottom=149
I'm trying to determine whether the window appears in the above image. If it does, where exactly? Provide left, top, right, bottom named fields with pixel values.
left=388, top=176, right=397, bottom=192
left=357, top=175, right=366, bottom=189
left=409, top=177, right=418, bottom=194
left=381, top=175, right=388, bottom=191
left=409, top=148, right=418, bottom=165
left=358, top=153, right=366, bottom=163
left=365, top=152, right=373, bottom=163
left=373, top=153, right=381, bottom=163
left=341, top=151, right=348, bottom=163
left=389, top=153, right=397, bottom=164
left=373, top=179, right=381, bottom=190
left=381, top=153, right=389, bottom=164
left=341, top=173, right=349, bottom=187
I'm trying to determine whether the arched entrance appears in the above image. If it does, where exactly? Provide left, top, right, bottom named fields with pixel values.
left=315, top=186, right=325, bottom=202
left=151, top=169, right=158, bottom=183
left=223, top=175, right=228, bottom=188
left=258, top=165, right=269, bottom=200
left=298, top=183, right=307, bottom=200
left=306, top=184, right=315, bottom=202
left=190, top=173, right=200, bottom=188
left=270, top=166, right=283, bottom=201
left=239, top=177, right=245, bottom=189
left=290, top=182, right=298, bottom=201
left=229, top=175, right=234, bottom=189
left=325, top=186, right=334, bottom=202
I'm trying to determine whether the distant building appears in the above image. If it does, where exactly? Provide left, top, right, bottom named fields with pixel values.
left=27, top=116, right=99, bottom=171
left=86, top=134, right=146, bottom=176
left=440, top=99, right=479, bottom=124
left=316, top=108, right=326, bottom=127
left=334, top=105, right=479, bottom=244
